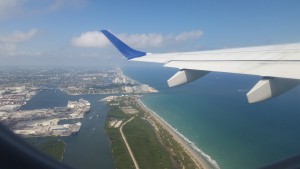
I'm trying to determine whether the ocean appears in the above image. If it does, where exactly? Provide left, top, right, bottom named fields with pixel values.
left=18, top=65, right=300, bottom=169
left=123, top=63, right=300, bottom=169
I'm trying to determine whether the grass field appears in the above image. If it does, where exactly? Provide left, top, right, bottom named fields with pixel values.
left=105, top=105, right=135, bottom=169
left=124, top=116, right=173, bottom=169
left=105, top=96, right=200, bottom=169
left=28, top=137, right=65, bottom=161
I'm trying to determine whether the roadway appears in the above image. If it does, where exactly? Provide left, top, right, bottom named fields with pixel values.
left=120, top=117, right=140, bottom=169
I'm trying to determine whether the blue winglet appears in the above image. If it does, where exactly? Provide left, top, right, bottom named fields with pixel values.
left=101, top=30, right=146, bottom=60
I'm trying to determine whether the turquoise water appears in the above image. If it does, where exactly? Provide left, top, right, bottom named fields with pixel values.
left=123, top=64, right=300, bottom=169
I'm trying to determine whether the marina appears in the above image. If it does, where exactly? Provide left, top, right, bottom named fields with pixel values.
left=21, top=89, right=115, bottom=169
left=1, top=99, right=90, bottom=137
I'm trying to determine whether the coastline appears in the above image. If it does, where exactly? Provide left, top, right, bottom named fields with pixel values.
left=137, top=99, right=219, bottom=169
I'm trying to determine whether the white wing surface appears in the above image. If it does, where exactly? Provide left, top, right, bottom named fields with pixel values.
left=101, top=30, right=300, bottom=103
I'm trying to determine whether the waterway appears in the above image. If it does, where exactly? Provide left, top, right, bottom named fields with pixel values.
left=17, top=64, right=300, bottom=169
left=21, top=89, right=115, bottom=169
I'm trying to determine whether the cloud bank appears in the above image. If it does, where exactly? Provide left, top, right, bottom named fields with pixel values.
left=71, top=31, right=109, bottom=48
left=0, top=0, right=23, bottom=20
left=71, top=30, right=203, bottom=48
left=0, top=29, right=40, bottom=56
left=0, top=29, right=39, bottom=43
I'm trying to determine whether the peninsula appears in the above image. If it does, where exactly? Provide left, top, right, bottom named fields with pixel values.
left=103, top=95, right=212, bottom=169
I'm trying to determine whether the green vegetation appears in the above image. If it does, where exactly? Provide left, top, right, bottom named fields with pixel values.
left=124, top=116, right=173, bottom=169
left=106, top=105, right=130, bottom=119
left=105, top=106, right=135, bottom=169
left=155, top=122, right=200, bottom=169
left=105, top=96, right=201, bottom=169
left=28, top=138, right=65, bottom=161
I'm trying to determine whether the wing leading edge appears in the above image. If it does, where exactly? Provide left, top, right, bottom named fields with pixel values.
left=101, top=30, right=300, bottom=103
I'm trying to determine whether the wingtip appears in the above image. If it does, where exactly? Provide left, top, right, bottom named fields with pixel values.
left=100, top=30, right=108, bottom=33
left=100, top=30, right=147, bottom=60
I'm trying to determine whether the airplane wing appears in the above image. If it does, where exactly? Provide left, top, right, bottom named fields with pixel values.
left=101, top=30, right=300, bottom=103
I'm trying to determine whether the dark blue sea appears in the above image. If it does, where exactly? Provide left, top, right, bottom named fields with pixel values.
left=123, top=63, right=300, bottom=169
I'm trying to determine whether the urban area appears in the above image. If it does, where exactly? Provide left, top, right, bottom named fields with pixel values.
left=0, top=67, right=157, bottom=137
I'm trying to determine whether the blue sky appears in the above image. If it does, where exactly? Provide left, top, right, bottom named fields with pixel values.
left=1, top=0, right=300, bottom=66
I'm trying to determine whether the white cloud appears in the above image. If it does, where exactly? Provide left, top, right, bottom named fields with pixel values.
left=174, top=30, right=203, bottom=41
left=71, top=31, right=109, bottom=48
left=0, top=29, right=40, bottom=56
left=117, top=33, right=164, bottom=48
left=72, top=30, right=204, bottom=48
left=0, top=0, right=23, bottom=20
left=0, top=43, right=40, bottom=57
left=0, top=29, right=39, bottom=43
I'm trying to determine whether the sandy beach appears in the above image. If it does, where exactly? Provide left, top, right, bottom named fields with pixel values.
left=137, top=99, right=213, bottom=169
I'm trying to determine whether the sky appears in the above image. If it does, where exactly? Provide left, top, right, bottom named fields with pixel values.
left=0, top=0, right=300, bottom=66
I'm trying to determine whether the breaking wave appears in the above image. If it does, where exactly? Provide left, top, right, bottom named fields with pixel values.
left=139, top=100, right=220, bottom=169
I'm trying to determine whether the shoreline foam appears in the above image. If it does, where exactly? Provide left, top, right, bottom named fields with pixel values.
left=138, top=99, right=220, bottom=169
